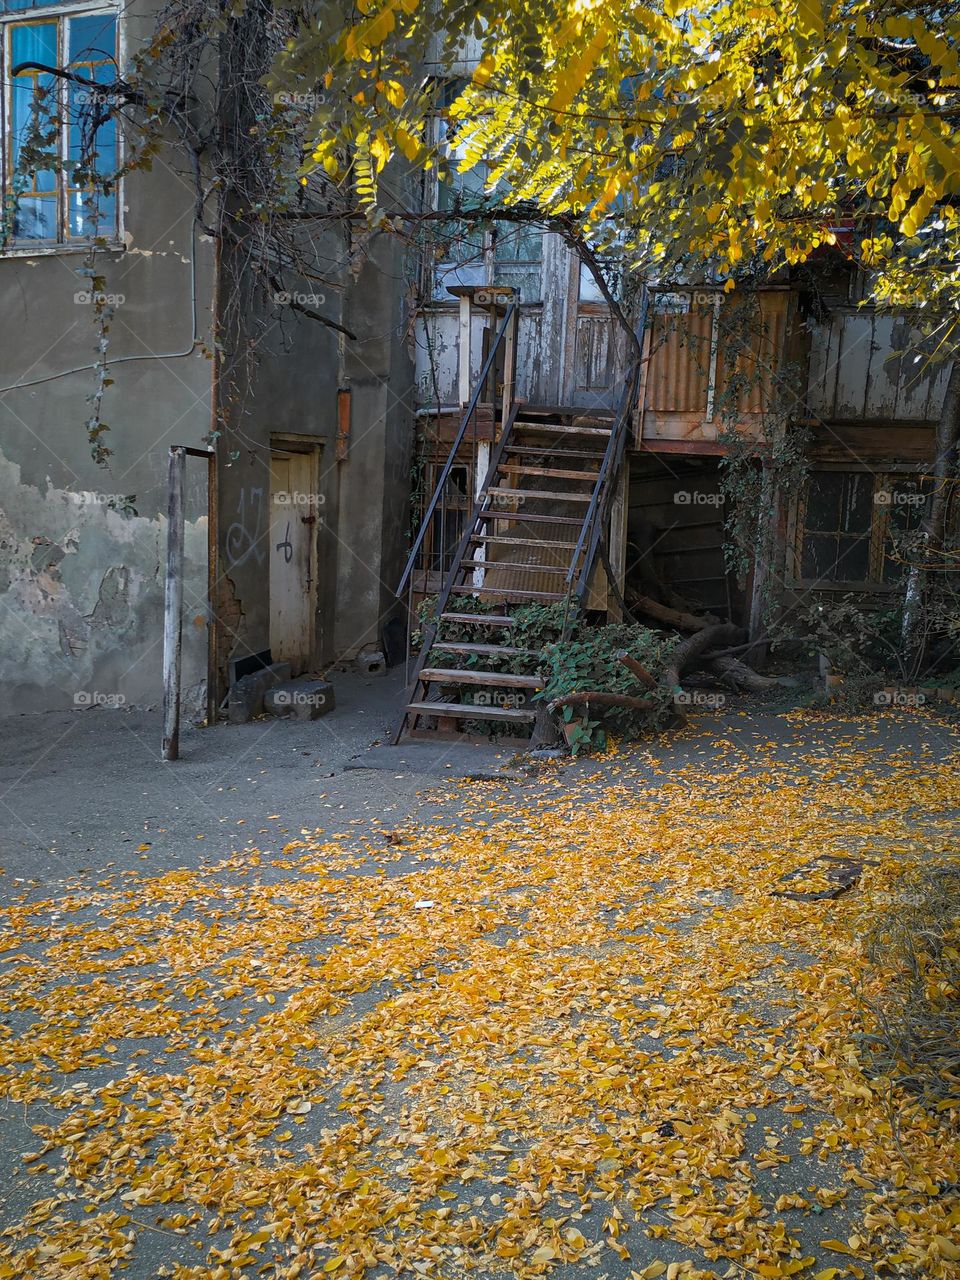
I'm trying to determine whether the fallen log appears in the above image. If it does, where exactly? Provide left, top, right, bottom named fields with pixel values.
left=616, top=650, right=658, bottom=689
left=627, top=592, right=718, bottom=633
left=703, top=655, right=780, bottom=692
left=664, top=623, right=745, bottom=691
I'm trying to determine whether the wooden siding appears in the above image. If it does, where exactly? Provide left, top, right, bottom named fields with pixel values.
left=414, top=234, right=622, bottom=412
left=806, top=311, right=951, bottom=423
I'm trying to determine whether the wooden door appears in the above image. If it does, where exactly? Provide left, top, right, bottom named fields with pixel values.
left=269, top=449, right=317, bottom=674
left=561, top=258, right=623, bottom=410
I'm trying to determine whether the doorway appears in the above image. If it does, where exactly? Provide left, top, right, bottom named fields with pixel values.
left=627, top=453, right=745, bottom=623
left=269, top=443, right=321, bottom=674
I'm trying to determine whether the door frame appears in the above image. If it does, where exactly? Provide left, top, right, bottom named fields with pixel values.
left=269, top=435, right=323, bottom=672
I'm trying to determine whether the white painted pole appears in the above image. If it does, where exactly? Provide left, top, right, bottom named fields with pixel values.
left=162, top=446, right=186, bottom=761
left=458, top=293, right=472, bottom=409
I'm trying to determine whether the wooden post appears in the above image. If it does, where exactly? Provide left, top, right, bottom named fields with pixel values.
left=607, top=467, right=630, bottom=621
left=162, top=446, right=186, bottom=761
left=205, top=448, right=218, bottom=728
left=500, top=302, right=517, bottom=433
left=458, top=293, right=472, bottom=409
left=704, top=294, right=722, bottom=423
left=472, top=440, right=490, bottom=591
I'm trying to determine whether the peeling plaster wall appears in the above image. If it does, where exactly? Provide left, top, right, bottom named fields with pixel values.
left=0, top=452, right=209, bottom=715
left=1, top=50, right=416, bottom=711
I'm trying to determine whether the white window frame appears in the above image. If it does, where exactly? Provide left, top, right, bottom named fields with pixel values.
left=425, top=84, right=543, bottom=305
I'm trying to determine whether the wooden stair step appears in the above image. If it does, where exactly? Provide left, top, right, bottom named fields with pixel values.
left=430, top=641, right=539, bottom=658
left=406, top=700, right=536, bottom=723
left=515, top=422, right=612, bottom=437
left=498, top=465, right=600, bottom=481
left=517, top=405, right=614, bottom=422
left=484, top=487, right=592, bottom=503
left=460, top=558, right=567, bottom=573
left=503, top=446, right=606, bottom=460
left=439, top=612, right=515, bottom=626
left=473, top=535, right=579, bottom=550
left=449, top=585, right=565, bottom=601
left=476, top=511, right=584, bottom=526
left=419, top=668, right=543, bottom=688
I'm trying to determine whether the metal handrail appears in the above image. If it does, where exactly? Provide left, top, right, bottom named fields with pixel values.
left=564, top=360, right=640, bottom=602
left=575, top=362, right=641, bottom=609
left=397, top=300, right=518, bottom=596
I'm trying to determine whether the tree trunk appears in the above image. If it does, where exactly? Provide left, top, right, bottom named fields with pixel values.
left=901, top=356, right=960, bottom=668
left=548, top=691, right=655, bottom=714
left=628, top=592, right=718, bottom=632
left=664, top=623, right=745, bottom=691
left=703, top=654, right=780, bottom=691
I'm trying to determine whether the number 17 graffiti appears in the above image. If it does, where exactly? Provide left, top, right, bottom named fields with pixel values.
left=225, top=487, right=266, bottom=568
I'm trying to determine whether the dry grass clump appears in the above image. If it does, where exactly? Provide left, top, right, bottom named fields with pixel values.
left=859, top=859, right=960, bottom=1106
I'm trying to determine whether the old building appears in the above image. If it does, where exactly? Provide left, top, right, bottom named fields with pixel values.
left=0, top=0, right=414, bottom=717
left=2, top=3, right=953, bottom=733
left=397, top=247, right=955, bottom=738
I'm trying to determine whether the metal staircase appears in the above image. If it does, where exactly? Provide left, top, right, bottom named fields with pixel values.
left=395, top=298, right=640, bottom=743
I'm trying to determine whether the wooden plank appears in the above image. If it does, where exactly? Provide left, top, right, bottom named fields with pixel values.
left=473, top=535, right=579, bottom=549
left=516, top=422, right=612, bottom=437
left=516, top=403, right=614, bottom=421
left=536, top=233, right=568, bottom=405
left=637, top=438, right=728, bottom=456
left=476, top=510, right=585, bottom=525
left=440, top=612, right=515, bottom=625
left=430, top=641, right=538, bottom=657
left=503, top=445, right=606, bottom=460
left=449, top=585, right=565, bottom=600
left=406, top=700, right=536, bottom=722
left=484, top=486, right=592, bottom=503
left=419, top=668, right=543, bottom=688
left=460, top=558, right=567, bottom=573
left=499, top=464, right=600, bottom=481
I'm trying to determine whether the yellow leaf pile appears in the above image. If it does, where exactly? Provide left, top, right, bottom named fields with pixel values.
left=0, top=727, right=958, bottom=1277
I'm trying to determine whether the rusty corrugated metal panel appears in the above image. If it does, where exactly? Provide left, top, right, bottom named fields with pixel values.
left=645, top=310, right=711, bottom=413
left=715, top=292, right=787, bottom=416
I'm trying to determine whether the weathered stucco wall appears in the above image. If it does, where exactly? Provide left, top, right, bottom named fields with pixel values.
left=215, top=228, right=416, bottom=677
left=0, top=450, right=209, bottom=714
left=1, top=10, right=416, bottom=715
left=337, top=232, right=416, bottom=660
left=214, top=255, right=343, bottom=677
left=0, top=63, right=216, bottom=716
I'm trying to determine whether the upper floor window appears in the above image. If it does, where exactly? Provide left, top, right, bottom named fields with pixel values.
left=429, top=80, right=542, bottom=303
left=1, top=0, right=119, bottom=247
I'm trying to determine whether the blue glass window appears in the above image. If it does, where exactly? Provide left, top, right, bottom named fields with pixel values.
left=3, top=9, right=119, bottom=245
left=1, top=0, right=68, bottom=11
left=66, top=13, right=118, bottom=238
